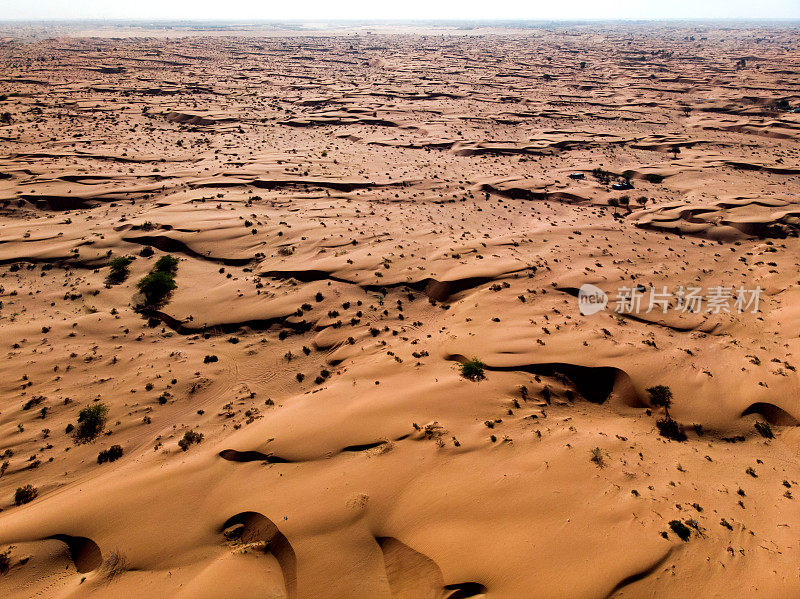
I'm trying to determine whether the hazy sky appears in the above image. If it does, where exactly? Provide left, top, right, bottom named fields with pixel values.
left=2, top=0, right=799, bottom=21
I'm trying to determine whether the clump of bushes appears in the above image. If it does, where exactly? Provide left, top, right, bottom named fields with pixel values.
left=153, top=255, right=179, bottom=275
left=136, top=271, right=176, bottom=307
left=97, top=445, right=123, bottom=464
left=135, top=254, right=179, bottom=308
left=0, top=548, right=10, bottom=574
left=107, top=256, right=133, bottom=284
left=668, top=519, right=692, bottom=541
left=74, top=403, right=109, bottom=442
left=14, top=484, right=38, bottom=506
left=754, top=421, right=774, bottom=439
left=656, top=417, right=687, bottom=441
left=459, top=358, right=486, bottom=381
left=178, top=430, right=203, bottom=451
left=592, top=167, right=611, bottom=184
left=22, top=396, right=44, bottom=411
left=589, top=447, right=606, bottom=468
left=102, top=548, right=129, bottom=580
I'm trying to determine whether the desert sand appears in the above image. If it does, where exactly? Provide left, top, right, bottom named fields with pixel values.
left=0, top=21, right=799, bottom=599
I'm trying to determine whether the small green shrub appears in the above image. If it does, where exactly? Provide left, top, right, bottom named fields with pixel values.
left=22, top=396, right=44, bottom=410
left=107, top=256, right=133, bottom=283
left=97, top=445, right=123, bottom=464
left=178, top=430, right=203, bottom=451
left=102, top=549, right=129, bottom=579
left=656, top=417, right=686, bottom=441
left=669, top=519, right=691, bottom=541
left=589, top=447, right=606, bottom=468
left=592, top=167, right=611, bottom=184
left=75, top=403, right=109, bottom=442
left=14, top=484, right=38, bottom=506
left=153, top=255, right=179, bottom=274
left=754, top=421, right=774, bottom=439
left=459, top=358, right=486, bottom=381
left=136, top=271, right=176, bottom=307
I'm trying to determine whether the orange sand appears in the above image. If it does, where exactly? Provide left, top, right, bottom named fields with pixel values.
left=0, top=22, right=799, bottom=599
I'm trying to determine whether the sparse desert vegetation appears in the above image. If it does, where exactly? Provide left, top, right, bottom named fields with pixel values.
left=135, top=269, right=177, bottom=308
left=178, top=430, right=203, bottom=451
left=13, top=485, right=38, bottom=506
left=97, top=445, right=124, bottom=464
left=589, top=447, right=606, bottom=468
left=107, top=256, right=133, bottom=284
left=74, top=403, right=109, bottom=442
left=459, top=358, right=486, bottom=381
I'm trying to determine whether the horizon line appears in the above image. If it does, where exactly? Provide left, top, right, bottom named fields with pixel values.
left=2, top=17, right=800, bottom=23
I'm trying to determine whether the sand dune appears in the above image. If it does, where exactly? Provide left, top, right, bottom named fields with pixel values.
left=0, top=22, right=799, bottom=599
